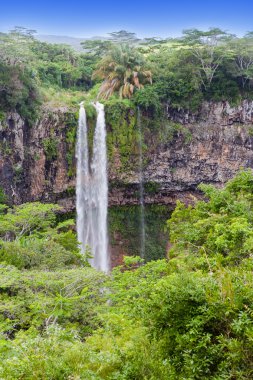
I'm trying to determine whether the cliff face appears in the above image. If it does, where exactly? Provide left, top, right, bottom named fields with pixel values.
left=0, top=107, right=76, bottom=208
left=110, top=100, right=253, bottom=206
left=1, top=100, right=253, bottom=209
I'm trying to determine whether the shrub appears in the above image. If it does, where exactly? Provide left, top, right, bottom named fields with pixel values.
left=42, top=138, right=58, bottom=160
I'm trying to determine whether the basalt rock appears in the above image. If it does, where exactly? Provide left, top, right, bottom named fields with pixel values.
left=1, top=101, right=253, bottom=210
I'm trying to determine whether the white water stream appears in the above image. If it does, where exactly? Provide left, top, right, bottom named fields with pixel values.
left=76, top=102, right=109, bottom=272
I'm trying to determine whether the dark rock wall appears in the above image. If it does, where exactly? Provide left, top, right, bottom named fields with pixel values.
left=1, top=101, right=253, bottom=209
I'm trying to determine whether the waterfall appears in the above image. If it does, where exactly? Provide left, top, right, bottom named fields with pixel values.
left=137, top=107, right=145, bottom=258
left=90, top=102, right=109, bottom=271
left=76, top=101, right=109, bottom=272
left=76, top=102, right=90, bottom=256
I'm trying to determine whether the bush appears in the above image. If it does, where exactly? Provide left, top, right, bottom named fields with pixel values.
left=133, top=85, right=162, bottom=115
left=0, top=62, right=41, bottom=123
left=168, top=169, right=253, bottom=265
left=42, top=138, right=58, bottom=161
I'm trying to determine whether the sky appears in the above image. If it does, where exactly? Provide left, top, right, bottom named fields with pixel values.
left=1, top=0, right=253, bottom=38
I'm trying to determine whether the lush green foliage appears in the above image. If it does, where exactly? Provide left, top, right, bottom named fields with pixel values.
left=168, top=170, right=253, bottom=266
left=0, top=202, right=84, bottom=269
left=0, top=61, right=41, bottom=123
left=1, top=172, right=253, bottom=378
left=42, top=138, right=58, bottom=161
left=104, top=98, right=138, bottom=169
left=2, top=26, right=253, bottom=122
left=0, top=27, right=96, bottom=120
left=93, top=44, right=152, bottom=99
left=2, top=24, right=253, bottom=378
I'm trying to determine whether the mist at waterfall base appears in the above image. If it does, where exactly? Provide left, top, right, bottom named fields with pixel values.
left=76, top=102, right=109, bottom=272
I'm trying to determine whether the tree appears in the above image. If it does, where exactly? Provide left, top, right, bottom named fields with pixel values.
left=0, top=202, right=85, bottom=269
left=81, top=31, right=140, bottom=58
left=228, top=33, right=253, bottom=88
left=0, top=26, right=36, bottom=66
left=181, top=28, right=234, bottom=88
left=168, top=170, right=253, bottom=265
left=0, top=61, right=40, bottom=122
left=0, top=202, right=59, bottom=241
left=93, top=44, right=152, bottom=99
left=81, top=39, right=113, bottom=58
left=108, top=30, right=140, bottom=44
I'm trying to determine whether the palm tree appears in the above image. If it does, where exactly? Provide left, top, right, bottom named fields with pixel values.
left=93, top=44, right=152, bottom=99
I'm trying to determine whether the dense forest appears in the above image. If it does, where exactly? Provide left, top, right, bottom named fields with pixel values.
left=1, top=27, right=253, bottom=379
left=1, top=27, right=253, bottom=121
left=1, top=171, right=253, bottom=378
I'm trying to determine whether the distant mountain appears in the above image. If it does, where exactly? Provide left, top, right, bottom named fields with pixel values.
left=36, top=34, right=107, bottom=51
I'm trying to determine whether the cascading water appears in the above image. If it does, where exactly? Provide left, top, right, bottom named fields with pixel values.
left=76, top=102, right=90, bottom=255
left=137, top=107, right=145, bottom=258
left=76, top=101, right=109, bottom=272
left=90, top=102, right=109, bottom=272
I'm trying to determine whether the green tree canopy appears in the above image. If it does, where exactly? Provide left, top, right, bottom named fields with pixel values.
left=180, top=28, right=234, bottom=88
left=168, top=170, right=253, bottom=265
left=93, top=44, right=152, bottom=99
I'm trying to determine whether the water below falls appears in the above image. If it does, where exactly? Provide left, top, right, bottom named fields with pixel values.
left=76, top=101, right=109, bottom=272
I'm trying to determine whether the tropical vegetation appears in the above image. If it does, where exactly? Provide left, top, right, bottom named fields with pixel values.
left=1, top=27, right=253, bottom=121
left=93, top=44, right=152, bottom=99
left=1, top=25, right=253, bottom=379
left=0, top=172, right=253, bottom=378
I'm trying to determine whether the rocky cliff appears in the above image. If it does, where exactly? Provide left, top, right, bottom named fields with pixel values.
left=110, top=100, right=253, bottom=206
left=1, top=100, right=253, bottom=209
left=0, top=107, right=76, bottom=208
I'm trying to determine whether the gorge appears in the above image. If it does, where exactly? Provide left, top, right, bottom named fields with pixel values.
left=2, top=22, right=253, bottom=378
left=1, top=100, right=253, bottom=264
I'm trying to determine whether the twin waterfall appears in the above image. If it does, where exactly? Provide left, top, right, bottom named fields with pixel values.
left=76, top=102, right=146, bottom=271
left=76, top=102, right=109, bottom=272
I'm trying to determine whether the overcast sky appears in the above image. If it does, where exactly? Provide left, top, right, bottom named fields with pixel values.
left=1, top=0, right=252, bottom=38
